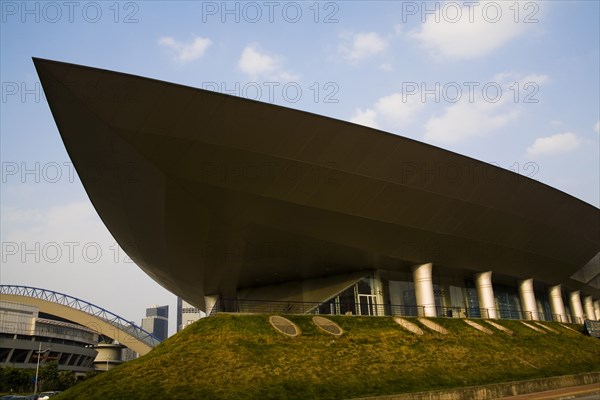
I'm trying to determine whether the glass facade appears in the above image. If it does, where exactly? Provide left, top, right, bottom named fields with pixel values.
left=495, top=284, right=522, bottom=319
left=312, top=269, right=585, bottom=324
left=536, top=291, right=553, bottom=321
left=318, top=284, right=358, bottom=315
left=318, top=274, right=386, bottom=316
left=388, top=280, right=417, bottom=316
left=464, top=283, right=481, bottom=318
left=447, top=285, right=467, bottom=317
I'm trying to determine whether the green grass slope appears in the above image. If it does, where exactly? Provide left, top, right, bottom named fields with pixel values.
left=57, top=315, right=600, bottom=400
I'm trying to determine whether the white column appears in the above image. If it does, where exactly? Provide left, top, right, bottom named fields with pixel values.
left=583, top=296, right=596, bottom=321
left=548, top=285, right=567, bottom=322
left=475, top=271, right=498, bottom=319
left=569, top=290, right=584, bottom=324
left=518, top=278, right=538, bottom=320
left=204, top=295, right=219, bottom=315
left=373, top=270, right=385, bottom=316
left=412, top=263, right=436, bottom=317
left=594, top=300, right=600, bottom=320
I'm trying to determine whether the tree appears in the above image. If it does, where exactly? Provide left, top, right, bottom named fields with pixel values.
left=0, top=367, right=34, bottom=393
left=39, top=361, right=61, bottom=392
left=58, top=370, right=76, bottom=390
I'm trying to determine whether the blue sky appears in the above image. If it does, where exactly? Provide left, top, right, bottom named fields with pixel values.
left=1, top=1, right=599, bottom=336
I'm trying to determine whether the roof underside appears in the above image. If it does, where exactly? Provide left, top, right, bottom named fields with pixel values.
left=34, top=58, right=600, bottom=309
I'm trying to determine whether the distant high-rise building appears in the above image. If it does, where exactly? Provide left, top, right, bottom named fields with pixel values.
left=141, top=305, right=169, bottom=341
left=177, top=298, right=203, bottom=332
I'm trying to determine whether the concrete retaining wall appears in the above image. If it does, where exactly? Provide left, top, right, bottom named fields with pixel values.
left=351, top=372, right=600, bottom=400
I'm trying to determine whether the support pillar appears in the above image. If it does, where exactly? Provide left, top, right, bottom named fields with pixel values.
left=518, top=278, right=538, bottom=320
left=411, top=263, right=436, bottom=317
left=373, top=270, right=385, bottom=316
left=204, top=295, right=219, bottom=315
left=594, top=300, right=600, bottom=321
left=548, top=285, right=567, bottom=322
left=474, top=271, right=498, bottom=319
left=569, top=290, right=584, bottom=324
left=583, top=296, right=596, bottom=321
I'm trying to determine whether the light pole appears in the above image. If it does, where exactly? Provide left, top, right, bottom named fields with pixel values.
left=34, top=343, right=50, bottom=395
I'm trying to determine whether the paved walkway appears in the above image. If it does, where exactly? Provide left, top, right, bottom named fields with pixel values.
left=496, top=383, right=600, bottom=399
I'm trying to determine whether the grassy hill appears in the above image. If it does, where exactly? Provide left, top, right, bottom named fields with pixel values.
left=56, top=314, right=600, bottom=400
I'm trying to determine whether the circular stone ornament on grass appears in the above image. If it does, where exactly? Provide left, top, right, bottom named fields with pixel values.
left=312, top=316, right=343, bottom=336
left=521, top=321, right=545, bottom=333
left=464, top=319, right=493, bottom=334
left=559, top=323, right=578, bottom=333
left=484, top=320, right=513, bottom=335
left=534, top=322, right=558, bottom=333
left=417, top=318, right=448, bottom=335
left=269, top=316, right=301, bottom=337
left=393, top=317, right=424, bottom=335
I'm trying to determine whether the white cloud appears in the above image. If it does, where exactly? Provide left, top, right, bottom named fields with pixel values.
left=424, top=101, right=519, bottom=143
left=503, top=73, right=549, bottom=86
left=1, top=200, right=177, bottom=332
left=339, top=32, right=388, bottom=62
left=423, top=72, right=546, bottom=143
left=238, top=44, right=298, bottom=81
left=380, top=63, right=393, bottom=71
left=350, top=108, right=379, bottom=129
left=410, top=1, right=536, bottom=60
left=3, top=201, right=104, bottom=244
left=350, top=91, right=426, bottom=131
left=375, top=93, right=425, bottom=128
left=595, top=120, right=599, bottom=133
left=158, top=36, right=212, bottom=63
left=526, top=132, right=582, bottom=156
left=351, top=72, right=546, bottom=142
left=1, top=206, right=44, bottom=224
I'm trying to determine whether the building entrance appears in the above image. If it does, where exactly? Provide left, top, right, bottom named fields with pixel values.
left=357, top=294, right=378, bottom=316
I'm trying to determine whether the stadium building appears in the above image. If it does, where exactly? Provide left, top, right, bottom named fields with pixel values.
left=0, top=286, right=160, bottom=373
left=0, top=300, right=98, bottom=373
left=34, top=58, right=600, bottom=324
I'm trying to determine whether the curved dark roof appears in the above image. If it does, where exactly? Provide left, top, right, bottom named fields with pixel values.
left=34, top=58, right=600, bottom=309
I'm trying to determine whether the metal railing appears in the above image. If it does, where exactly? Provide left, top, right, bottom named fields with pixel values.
left=551, top=313, right=584, bottom=324
left=207, top=298, right=584, bottom=324
left=0, top=284, right=161, bottom=348
left=211, top=299, right=427, bottom=317
left=449, top=307, right=552, bottom=321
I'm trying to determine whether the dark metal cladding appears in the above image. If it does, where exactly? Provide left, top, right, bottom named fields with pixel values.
left=34, top=58, right=600, bottom=311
